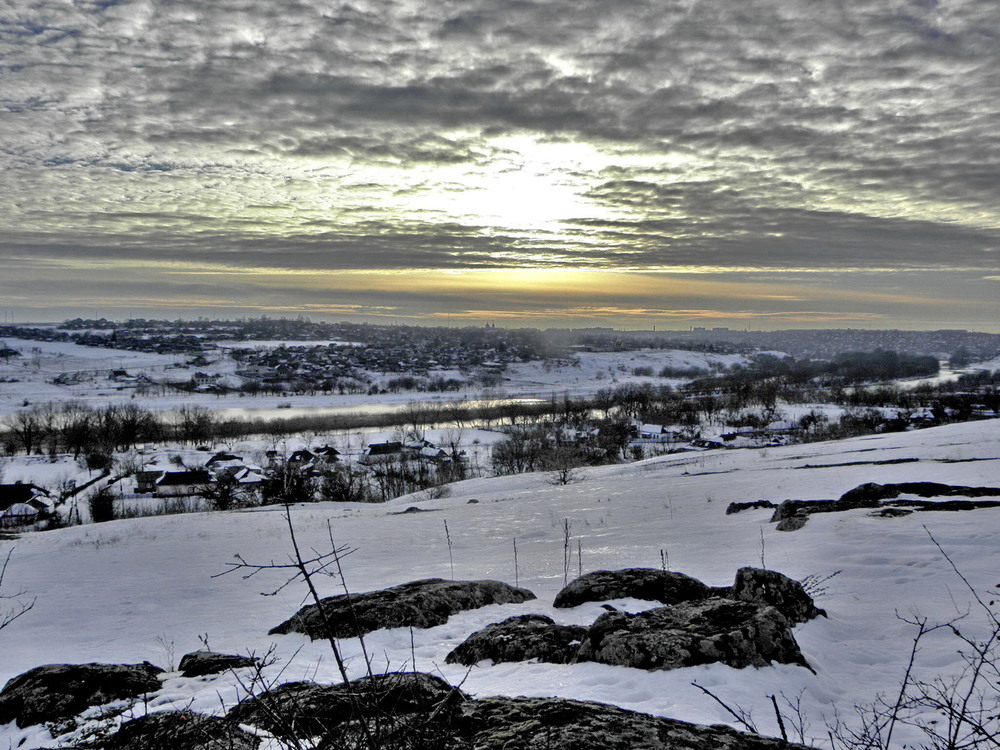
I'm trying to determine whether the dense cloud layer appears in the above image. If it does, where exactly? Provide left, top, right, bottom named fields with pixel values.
left=2, top=0, right=998, bottom=326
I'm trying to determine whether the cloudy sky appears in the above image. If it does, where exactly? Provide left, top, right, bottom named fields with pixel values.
left=2, top=0, right=999, bottom=330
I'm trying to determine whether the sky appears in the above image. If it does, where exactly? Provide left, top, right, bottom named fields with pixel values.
left=2, top=0, right=999, bottom=330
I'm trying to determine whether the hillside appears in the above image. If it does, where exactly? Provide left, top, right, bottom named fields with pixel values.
left=2, top=419, right=999, bottom=748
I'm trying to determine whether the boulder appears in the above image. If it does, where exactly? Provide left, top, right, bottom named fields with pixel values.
left=775, top=514, right=808, bottom=532
left=228, top=671, right=466, bottom=741
left=269, top=578, right=536, bottom=640
left=0, top=662, right=163, bottom=728
left=578, top=598, right=811, bottom=671
left=553, top=568, right=713, bottom=609
left=730, top=567, right=825, bottom=623
left=445, top=614, right=588, bottom=666
left=446, top=695, right=815, bottom=750
left=178, top=651, right=259, bottom=678
left=95, top=710, right=259, bottom=750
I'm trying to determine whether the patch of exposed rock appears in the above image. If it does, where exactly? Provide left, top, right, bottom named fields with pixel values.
left=178, top=651, right=259, bottom=678
left=553, top=569, right=716, bottom=609
left=456, top=569, right=820, bottom=671
left=269, top=578, right=536, bottom=640
left=228, top=671, right=466, bottom=741
left=445, top=614, right=587, bottom=666
left=0, top=662, right=163, bottom=728
left=579, top=598, right=812, bottom=671
left=726, top=500, right=778, bottom=515
left=770, top=482, right=1000, bottom=530
left=92, top=710, right=260, bottom=750
left=447, top=695, right=814, bottom=750
left=553, top=566, right=821, bottom=621
left=731, top=567, right=825, bottom=623
left=313, top=693, right=815, bottom=750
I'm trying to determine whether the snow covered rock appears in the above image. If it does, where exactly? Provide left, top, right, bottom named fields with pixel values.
left=92, top=710, right=260, bottom=750
left=269, top=578, right=536, bottom=640
left=578, top=599, right=811, bottom=671
left=838, top=482, right=901, bottom=504
left=228, top=671, right=466, bottom=741
left=0, top=662, right=163, bottom=728
left=445, top=614, right=588, bottom=666
left=178, top=651, right=259, bottom=678
left=726, top=500, right=778, bottom=515
left=446, top=695, right=815, bottom=750
left=770, top=482, right=1000, bottom=529
left=730, top=567, right=826, bottom=623
left=552, top=568, right=715, bottom=609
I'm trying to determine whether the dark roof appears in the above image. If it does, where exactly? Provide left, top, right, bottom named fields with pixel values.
left=206, top=452, right=243, bottom=465
left=366, top=442, right=403, bottom=455
left=156, top=470, right=211, bottom=486
left=0, top=483, right=50, bottom=511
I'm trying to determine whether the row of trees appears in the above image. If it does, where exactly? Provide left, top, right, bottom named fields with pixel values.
left=1, top=403, right=223, bottom=458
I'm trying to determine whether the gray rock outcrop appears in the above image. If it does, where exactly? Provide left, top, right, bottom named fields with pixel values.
left=228, top=671, right=466, bottom=741
left=269, top=578, right=536, bottom=640
left=553, top=569, right=715, bottom=609
left=579, top=598, right=812, bottom=671
left=730, top=567, right=826, bottom=623
left=770, top=482, right=1000, bottom=530
left=178, top=651, right=259, bottom=678
left=445, top=614, right=587, bottom=666
left=94, top=710, right=260, bottom=750
left=0, top=662, right=163, bottom=728
left=447, top=695, right=815, bottom=750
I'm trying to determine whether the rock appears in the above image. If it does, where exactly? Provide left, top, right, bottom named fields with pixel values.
left=553, top=568, right=713, bottom=609
left=770, top=483, right=1000, bottom=528
left=270, top=578, right=536, bottom=640
left=770, top=491, right=883, bottom=523
left=873, top=507, right=913, bottom=517
left=775, top=514, right=808, bottom=531
left=889, top=481, right=1000, bottom=498
left=578, top=598, right=811, bottom=671
left=730, top=567, right=825, bottom=623
left=0, top=662, right=163, bottom=728
left=838, top=482, right=901, bottom=504
left=95, top=710, right=259, bottom=750
left=228, top=671, right=466, bottom=741
left=725, top=500, right=777, bottom=515
left=445, top=614, right=588, bottom=666
left=447, top=695, right=815, bottom=750
left=178, top=651, right=259, bottom=678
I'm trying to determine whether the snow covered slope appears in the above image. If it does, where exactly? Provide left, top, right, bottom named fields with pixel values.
left=2, top=419, right=999, bottom=748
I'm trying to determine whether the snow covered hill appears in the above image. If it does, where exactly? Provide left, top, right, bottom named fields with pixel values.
left=2, top=419, right=999, bottom=748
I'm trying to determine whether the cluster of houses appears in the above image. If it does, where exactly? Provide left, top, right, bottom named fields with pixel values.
left=130, top=439, right=458, bottom=500
left=629, top=418, right=802, bottom=452
left=0, top=482, right=52, bottom=527
left=134, top=445, right=340, bottom=497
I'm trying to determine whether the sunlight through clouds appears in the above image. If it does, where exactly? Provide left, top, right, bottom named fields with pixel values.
left=1, top=0, right=999, bottom=327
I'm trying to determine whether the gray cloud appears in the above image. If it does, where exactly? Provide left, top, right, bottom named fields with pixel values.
left=1, top=0, right=999, bottom=326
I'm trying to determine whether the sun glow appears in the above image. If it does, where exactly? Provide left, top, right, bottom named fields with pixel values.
left=397, top=135, right=623, bottom=232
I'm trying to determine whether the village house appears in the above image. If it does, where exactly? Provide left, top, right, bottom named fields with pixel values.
left=360, top=441, right=405, bottom=465
left=154, top=470, right=212, bottom=497
left=0, top=482, right=52, bottom=527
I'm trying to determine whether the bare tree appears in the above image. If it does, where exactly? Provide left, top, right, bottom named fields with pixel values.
left=0, top=549, right=34, bottom=633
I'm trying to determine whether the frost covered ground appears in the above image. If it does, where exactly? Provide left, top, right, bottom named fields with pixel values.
left=2, top=419, right=999, bottom=748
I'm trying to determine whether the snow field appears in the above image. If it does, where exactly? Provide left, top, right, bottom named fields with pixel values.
left=1, top=419, right=999, bottom=748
